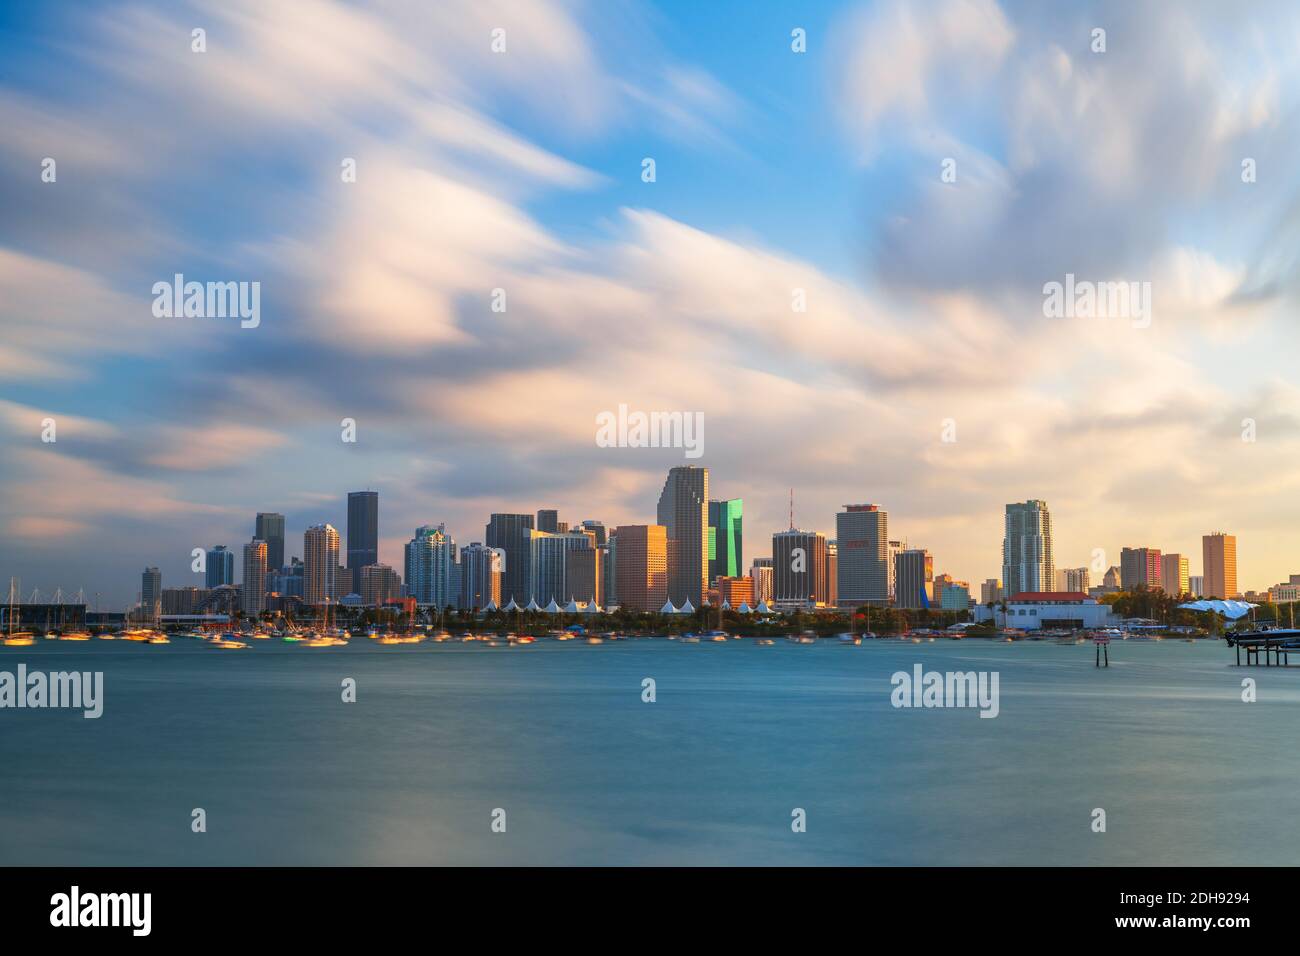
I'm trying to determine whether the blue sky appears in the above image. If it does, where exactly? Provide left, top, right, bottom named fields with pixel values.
left=3, top=0, right=1300, bottom=605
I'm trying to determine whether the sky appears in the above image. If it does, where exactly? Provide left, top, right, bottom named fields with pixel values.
left=2, top=0, right=1300, bottom=606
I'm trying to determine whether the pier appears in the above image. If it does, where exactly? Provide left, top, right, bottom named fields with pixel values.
left=1225, top=630, right=1300, bottom=666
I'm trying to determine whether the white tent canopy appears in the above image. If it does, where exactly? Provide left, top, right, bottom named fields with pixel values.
left=544, top=598, right=561, bottom=614
left=721, top=599, right=731, bottom=610
left=563, top=599, right=580, bottom=613
left=660, top=599, right=678, bottom=614
left=483, top=599, right=499, bottom=612
left=583, top=602, right=601, bottom=614
left=736, top=602, right=752, bottom=614
left=679, top=598, right=695, bottom=614
left=756, top=601, right=774, bottom=614
left=525, top=597, right=542, bottom=612
left=1179, top=599, right=1258, bottom=620
left=502, top=598, right=519, bottom=612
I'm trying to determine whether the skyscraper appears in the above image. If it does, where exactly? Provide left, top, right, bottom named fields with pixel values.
left=1001, top=500, right=1054, bottom=597
left=771, top=529, right=829, bottom=607
left=894, top=549, right=934, bottom=609
left=749, top=558, right=774, bottom=604
left=657, top=465, right=709, bottom=606
left=536, top=509, right=559, bottom=533
left=836, top=504, right=888, bottom=607
left=242, top=539, right=267, bottom=616
left=1202, top=532, right=1238, bottom=599
left=458, top=543, right=502, bottom=610
left=1160, top=553, right=1190, bottom=596
left=206, top=546, right=234, bottom=588
left=1055, top=567, right=1091, bottom=592
left=360, top=564, right=401, bottom=606
left=141, top=567, right=161, bottom=619
left=486, top=513, right=534, bottom=606
left=707, top=498, right=743, bottom=584
left=304, top=523, right=340, bottom=605
left=254, top=512, right=285, bottom=574
left=1120, top=547, right=1161, bottom=590
left=613, top=525, right=667, bottom=613
left=404, top=524, right=457, bottom=608
left=346, top=491, right=379, bottom=595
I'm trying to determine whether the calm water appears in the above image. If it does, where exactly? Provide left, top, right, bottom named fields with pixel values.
left=2, top=637, right=1297, bottom=866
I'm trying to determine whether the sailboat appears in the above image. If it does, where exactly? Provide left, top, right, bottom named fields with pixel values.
left=4, top=578, right=35, bottom=646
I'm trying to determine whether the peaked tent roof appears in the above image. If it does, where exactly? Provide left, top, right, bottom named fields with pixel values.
left=525, top=597, right=542, bottom=612
left=679, top=598, right=695, bottom=613
left=660, top=599, right=678, bottom=614
left=502, top=598, right=519, bottom=612
left=736, top=602, right=752, bottom=614
left=564, top=599, right=580, bottom=613
left=544, top=598, right=561, bottom=613
left=1179, top=599, right=1258, bottom=620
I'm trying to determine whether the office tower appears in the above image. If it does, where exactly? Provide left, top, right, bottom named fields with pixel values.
left=980, top=579, right=1002, bottom=604
left=161, top=586, right=210, bottom=615
left=940, top=581, right=971, bottom=610
left=1103, top=565, right=1121, bottom=589
left=888, top=540, right=903, bottom=600
left=1055, top=567, right=1090, bottom=592
left=206, top=546, right=234, bottom=588
left=1120, top=547, right=1162, bottom=590
left=459, top=543, right=503, bottom=610
left=826, top=542, right=837, bottom=606
left=1202, top=532, right=1238, bottom=599
left=404, top=524, right=457, bottom=608
left=566, top=547, right=602, bottom=605
left=657, top=465, right=709, bottom=607
left=836, top=504, right=889, bottom=607
left=304, top=524, right=340, bottom=605
left=1189, top=574, right=1204, bottom=597
left=716, top=576, right=754, bottom=607
left=771, top=529, right=829, bottom=606
left=346, top=491, right=379, bottom=594
left=241, top=539, right=268, bottom=616
left=613, top=525, right=668, bottom=613
left=1001, top=500, right=1054, bottom=596
left=1160, top=553, right=1190, bottom=597
left=934, top=573, right=954, bottom=604
left=486, top=513, right=535, bottom=606
left=270, top=558, right=305, bottom=599
left=749, top=558, right=774, bottom=604
left=527, top=529, right=592, bottom=606
left=603, top=537, right=618, bottom=606
left=707, top=499, right=744, bottom=584
left=141, top=567, right=161, bottom=618
left=580, top=520, right=607, bottom=546
left=254, top=513, right=285, bottom=575
left=894, top=549, right=934, bottom=609
left=536, top=509, right=559, bottom=533
left=360, top=564, right=401, bottom=606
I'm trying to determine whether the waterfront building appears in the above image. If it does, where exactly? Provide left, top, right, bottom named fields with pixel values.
left=1202, top=532, right=1238, bottom=599
left=972, top=591, right=1116, bottom=631
left=836, top=504, right=889, bottom=608
left=346, top=491, right=379, bottom=594
left=613, top=525, right=668, bottom=613
left=254, top=512, right=285, bottom=578
left=1160, top=553, right=1190, bottom=597
left=303, top=523, right=340, bottom=605
left=566, top=546, right=602, bottom=605
left=241, top=539, right=267, bottom=616
left=405, top=524, right=457, bottom=608
left=161, top=586, right=210, bottom=615
left=206, top=546, right=234, bottom=588
left=1002, top=500, right=1054, bottom=597
left=707, top=499, right=744, bottom=584
left=772, top=529, right=829, bottom=607
left=894, top=549, right=934, bottom=609
left=1120, top=547, right=1162, bottom=591
left=940, top=581, right=971, bottom=611
left=980, top=578, right=1002, bottom=604
left=486, top=513, right=535, bottom=606
left=459, top=542, right=502, bottom=610
left=360, top=564, right=402, bottom=606
left=657, top=465, right=709, bottom=607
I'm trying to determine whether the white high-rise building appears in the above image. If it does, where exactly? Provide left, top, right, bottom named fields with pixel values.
left=1002, top=500, right=1054, bottom=597
left=242, top=538, right=267, bottom=616
left=304, top=524, right=340, bottom=606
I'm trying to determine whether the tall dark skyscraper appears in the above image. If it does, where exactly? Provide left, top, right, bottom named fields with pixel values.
left=206, top=546, right=234, bottom=588
left=255, top=512, right=286, bottom=571
left=346, top=491, right=379, bottom=595
left=657, top=465, right=709, bottom=607
left=536, top=509, right=559, bottom=533
left=487, top=513, right=535, bottom=605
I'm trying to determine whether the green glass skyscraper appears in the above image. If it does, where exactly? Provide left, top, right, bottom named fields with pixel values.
left=707, top=498, right=743, bottom=585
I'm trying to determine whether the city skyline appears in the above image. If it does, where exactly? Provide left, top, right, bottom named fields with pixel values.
left=4, top=1, right=1300, bottom=604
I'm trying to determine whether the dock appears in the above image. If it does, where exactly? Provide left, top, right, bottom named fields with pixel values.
left=1224, top=629, right=1300, bottom=666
